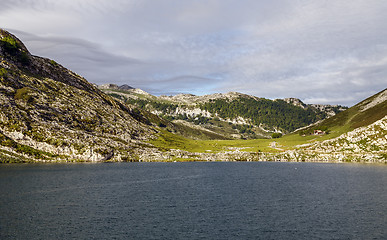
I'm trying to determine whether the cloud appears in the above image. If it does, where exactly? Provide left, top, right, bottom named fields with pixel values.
left=1, top=0, right=387, bottom=106
left=8, top=29, right=142, bottom=82
left=145, top=75, right=224, bottom=96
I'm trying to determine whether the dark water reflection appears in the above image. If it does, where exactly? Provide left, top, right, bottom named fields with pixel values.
left=0, top=162, right=386, bottom=239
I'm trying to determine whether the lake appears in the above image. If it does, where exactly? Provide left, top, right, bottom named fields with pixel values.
left=0, top=162, right=386, bottom=239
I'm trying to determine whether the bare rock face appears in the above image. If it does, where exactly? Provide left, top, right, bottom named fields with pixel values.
left=283, top=98, right=308, bottom=109
left=99, top=84, right=119, bottom=90
left=0, top=29, right=159, bottom=162
left=359, top=89, right=387, bottom=112
left=99, top=84, right=134, bottom=91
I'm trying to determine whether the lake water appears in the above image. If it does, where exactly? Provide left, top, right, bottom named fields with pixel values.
left=0, top=162, right=386, bottom=239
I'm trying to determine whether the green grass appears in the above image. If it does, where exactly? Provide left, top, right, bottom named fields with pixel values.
left=150, top=128, right=338, bottom=154
left=297, top=88, right=386, bottom=139
left=148, top=110, right=368, bottom=156
left=149, top=130, right=208, bottom=152
left=0, top=68, right=7, bottom=77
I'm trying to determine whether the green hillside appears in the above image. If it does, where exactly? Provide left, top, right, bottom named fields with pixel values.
left=103, top=88, right=347, bottom=140
left=199, top=97, right=327, bottom=132
left=298, top=88, right=387, bottom=138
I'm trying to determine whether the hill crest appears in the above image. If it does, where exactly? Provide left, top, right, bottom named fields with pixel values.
left=99, top=84, right=348, bottom=137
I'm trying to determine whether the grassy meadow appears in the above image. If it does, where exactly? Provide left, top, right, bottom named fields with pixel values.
left=149, top=128, right=346, bottom=154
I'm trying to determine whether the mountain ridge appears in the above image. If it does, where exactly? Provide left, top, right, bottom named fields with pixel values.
left=100, top=84, right=347, bottom=138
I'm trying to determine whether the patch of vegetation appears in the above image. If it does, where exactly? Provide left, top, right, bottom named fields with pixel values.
left=0, top=36, right=30, bottom=65
left=271, top=133, right=282, bottom=138
left=15, top=144, right=52, bottom=159
left=50, top=60, right=59, bottom=66
left=299, top=89, right=386, bottom=138
left=25, top=130, right=45, bottom=142
left=351, top=100, right=387, bottom=129
left=0, top=149, right=32, bottom=163
left=171, top=121, right=230, bottom=140
left=149, top=130, right=222, bottom=152
left=130, top=108, right=151, bottom=125
left=0, top=132, right=54, bottom=159
left=0, top=68, right=7, bottom=78
left=14, top=87, right=34, bottom=103
left=200, top=97, right=327, bottom=132
left=0, top=36, right=20, bottom=54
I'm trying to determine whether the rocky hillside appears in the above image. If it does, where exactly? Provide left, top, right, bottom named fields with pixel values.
left=100, top=85, right=347, bottom=139
left=298, top=88, right=387, bottom=136
left=307, top=116, right=386, bottom=157
left=0, top=29, right=161, bottom=162
left=264, top=89, right=387, bottom=163
left=270, top=114, right=387, bottom=163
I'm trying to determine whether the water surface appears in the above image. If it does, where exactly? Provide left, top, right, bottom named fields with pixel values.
left=0, top=162, right=386, bottom=239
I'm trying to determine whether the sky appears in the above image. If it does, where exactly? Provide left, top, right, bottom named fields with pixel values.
left=1, top=0, right=387, bottom=106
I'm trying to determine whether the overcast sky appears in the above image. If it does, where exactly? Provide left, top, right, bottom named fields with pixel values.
left=1, top=0, right=387, bottom=106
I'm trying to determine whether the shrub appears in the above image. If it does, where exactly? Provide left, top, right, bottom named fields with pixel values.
left=0, top=36, right=19, bottom=54
left=271, top=133, right=282, bottom=138
left=0, top=68, right=7, bottom=77
left=50, top=60, right=59, bottom=66
left=158, top=122, right=166, bottom=128
left=1, top=36, right=30, bottom=65
left=20, top=52, right=30, bottom=65
left=14, top=87, right=34, bottom=103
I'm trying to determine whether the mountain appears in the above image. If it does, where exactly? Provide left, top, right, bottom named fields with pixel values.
left=100, top=85, right=347, bottom=139
left=304, top=115, right=386, bottom=161
left=99, top=85, right=386, bottom=163
left=267, top=89, right=387, bottom=163
left=255, top=113, right=386, bottom=163
left=298, top=88, right=387, bottom=137
left=0, top=29, right=233, bottom=163
left=1, top=29, right=384, bottom=163
left=0, top=29, right=162, bottom=162
left=99, top=83, right=135, bottom=90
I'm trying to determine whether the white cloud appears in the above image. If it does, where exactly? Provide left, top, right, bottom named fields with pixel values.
left=1, top=0, right=387, bottom=106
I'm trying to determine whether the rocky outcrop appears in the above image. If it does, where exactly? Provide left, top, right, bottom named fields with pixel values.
left=0, top=29, right=160, bottom=162
left=284, top=98, right=347, bottom=117
left=99, top=84, right=135, bottom=90
left=360, top=89, right=387, bottom=112
left=306, top=116, right=387, bottom=154
left=283, top=98, right=308, bottom=109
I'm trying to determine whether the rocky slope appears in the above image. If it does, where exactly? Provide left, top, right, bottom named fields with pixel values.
left=140, top=114, right=387, bottom=163
left=0, top=29, right=161, bottom=162
left=270, top=114, right=387, bottom=163
left=298, top=88, right=387, bottom=135
left=306, top=115, right=386, bottom=156
left=103, top=85, right=386, bottom=163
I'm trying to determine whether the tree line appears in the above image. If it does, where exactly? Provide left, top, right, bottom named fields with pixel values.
left=199, top=97, right=327, bottom=132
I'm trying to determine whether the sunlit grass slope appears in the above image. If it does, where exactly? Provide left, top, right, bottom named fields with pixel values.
left=150, top=130, right=329, bottom=154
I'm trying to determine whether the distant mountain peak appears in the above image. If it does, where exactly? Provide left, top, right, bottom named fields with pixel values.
left=119, top=84, right=134, bottom=90
left=99, top=83, right=119, bottom=89
left=98, top=83, right=134, bottom=90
